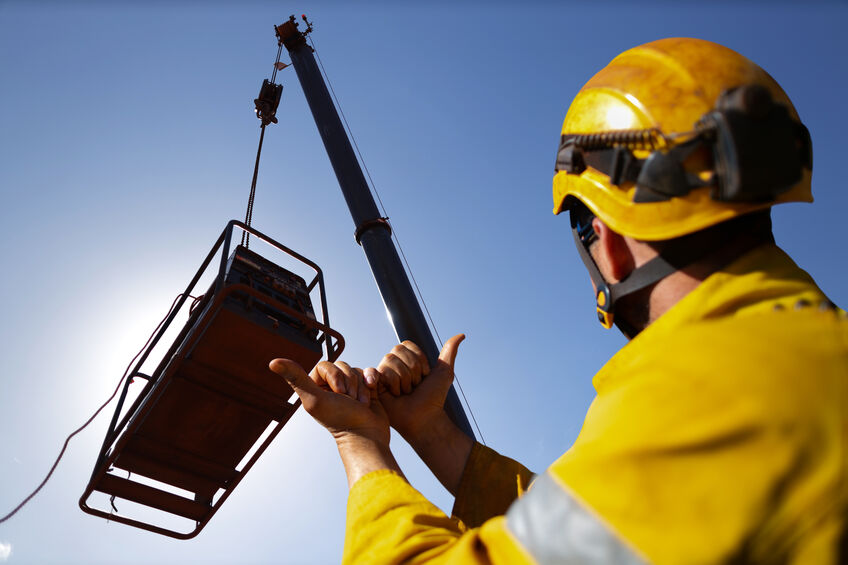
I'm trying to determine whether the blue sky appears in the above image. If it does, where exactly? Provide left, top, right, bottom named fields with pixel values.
left=1, top=1, right=846, bottom=563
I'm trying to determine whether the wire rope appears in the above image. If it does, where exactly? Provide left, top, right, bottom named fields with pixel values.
left=241, top=123, right=267, bottom=248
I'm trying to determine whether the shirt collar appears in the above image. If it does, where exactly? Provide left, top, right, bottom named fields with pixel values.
left=593, top=244, right=829, bottom=391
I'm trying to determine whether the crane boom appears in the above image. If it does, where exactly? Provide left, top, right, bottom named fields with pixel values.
left=275, top=16, right=475, bottom=440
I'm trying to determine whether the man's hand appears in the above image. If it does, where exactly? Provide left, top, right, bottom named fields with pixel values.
left=269, top=359, right=402, bottom=488
left=365, top=334, right=473, bottom=494
left=369, top=334, right=464, bottom=442
left=269, top=359, right=388, bottom=445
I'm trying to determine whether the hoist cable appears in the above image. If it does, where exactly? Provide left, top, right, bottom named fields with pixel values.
left=241, top=123, right=267, bottom=249
left=0, top=293, right=193, bottom=524
left=307, top=36, right=485, bottom=445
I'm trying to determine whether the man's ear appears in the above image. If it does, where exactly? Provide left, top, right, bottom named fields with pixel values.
left=591, top=217, right=635, bottom=283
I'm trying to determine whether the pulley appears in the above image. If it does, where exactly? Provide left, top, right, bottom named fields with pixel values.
left=255, top=79, right=283, bottom=126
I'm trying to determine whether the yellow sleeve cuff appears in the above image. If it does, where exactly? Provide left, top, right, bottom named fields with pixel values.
left=452, top=442, right=534, bottom=528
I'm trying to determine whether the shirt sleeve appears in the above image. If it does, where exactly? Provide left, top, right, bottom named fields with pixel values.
left=451, top=442, right=535, bottom=528
left=343, top=469, right=535, bottom=565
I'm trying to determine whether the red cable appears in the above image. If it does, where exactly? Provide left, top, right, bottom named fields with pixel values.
left=0, top=293, right=190, bottom=524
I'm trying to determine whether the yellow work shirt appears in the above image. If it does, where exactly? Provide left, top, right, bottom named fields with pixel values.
left=344, top=244, right=848, bottom=564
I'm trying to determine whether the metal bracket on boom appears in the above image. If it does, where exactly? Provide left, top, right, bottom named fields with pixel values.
left=354, top=217, right=391, bottom=245
left=275, top=15, right=312, bottom=52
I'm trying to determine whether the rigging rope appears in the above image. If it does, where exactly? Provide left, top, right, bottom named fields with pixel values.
left=307, top=36, right=486, bottom=444
left=0, top=293, right=193, bottom=524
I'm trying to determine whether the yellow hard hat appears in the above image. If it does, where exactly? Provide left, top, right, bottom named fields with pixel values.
left=553, top=37, right=812, bottom=241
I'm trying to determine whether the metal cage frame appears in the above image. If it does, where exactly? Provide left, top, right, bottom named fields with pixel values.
left=79, top=220, right=344, bottom=538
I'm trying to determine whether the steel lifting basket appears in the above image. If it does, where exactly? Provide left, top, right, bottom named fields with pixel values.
left=80, top=220, right=344, bottom=538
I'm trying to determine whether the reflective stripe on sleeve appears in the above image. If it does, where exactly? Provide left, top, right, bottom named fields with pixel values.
left=505, top=472, right=646, bottom=565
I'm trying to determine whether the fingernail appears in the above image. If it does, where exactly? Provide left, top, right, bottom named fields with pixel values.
left=364, top=368, right=377, bottom=386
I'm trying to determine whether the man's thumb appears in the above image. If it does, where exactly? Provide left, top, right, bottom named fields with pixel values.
left=438, top=334, right=466, bottom=371
left=269, top=358, right=319, bottom=401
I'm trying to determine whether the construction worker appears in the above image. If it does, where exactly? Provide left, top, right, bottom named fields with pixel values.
left=270, top=38, right=847, bottom=564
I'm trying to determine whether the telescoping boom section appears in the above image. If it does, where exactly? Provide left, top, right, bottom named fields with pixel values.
left=80, top=221, right=344, bottom=538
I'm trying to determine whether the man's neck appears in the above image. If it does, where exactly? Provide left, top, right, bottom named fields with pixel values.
left=637, top=239, right=774, bottom=331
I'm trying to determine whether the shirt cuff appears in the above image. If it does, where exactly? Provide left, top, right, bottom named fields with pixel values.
left=452, top=442, right=534, bottom=528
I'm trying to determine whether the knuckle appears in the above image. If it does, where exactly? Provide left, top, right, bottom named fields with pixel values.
left=382, top=352, right=398, bottom=366
left=317, top=361, right=341, bottom=380
left=324, top=368, right=342, bottom=383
